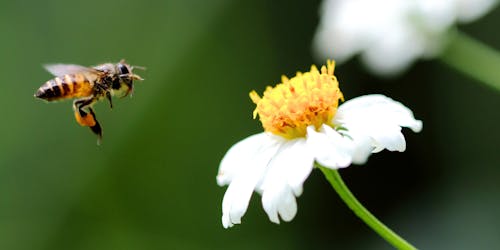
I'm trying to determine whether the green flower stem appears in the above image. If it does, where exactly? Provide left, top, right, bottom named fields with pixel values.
left=440, top=30, right=500, bottom=92
left=319, top=166, right=417, bottom=250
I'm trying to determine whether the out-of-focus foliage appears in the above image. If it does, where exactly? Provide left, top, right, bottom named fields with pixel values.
left=0, top=0, right=498, bottom=249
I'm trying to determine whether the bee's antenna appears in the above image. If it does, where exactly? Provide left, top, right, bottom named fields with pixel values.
left=131, top=65, right=146, bottom=71
left=123, top=74, right=144, bottom=81
left=133, top=74, right=144, bottom=80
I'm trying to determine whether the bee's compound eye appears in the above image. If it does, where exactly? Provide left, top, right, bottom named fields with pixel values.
left=118, top=64, right=129, bottom=75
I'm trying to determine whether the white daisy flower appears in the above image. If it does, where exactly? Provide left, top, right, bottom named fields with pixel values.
left=313, top=0, right=498, bottom=75
left=217, top=61, right=422, bottom=228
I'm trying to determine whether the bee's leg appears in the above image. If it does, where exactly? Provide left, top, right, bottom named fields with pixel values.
left=88, top=108, right=102, bottom=145
left=106, top=91, right=113, bottom=109
left=73, top=97, right=97, bottom=127
left=73, top=97, right=103, bottom=144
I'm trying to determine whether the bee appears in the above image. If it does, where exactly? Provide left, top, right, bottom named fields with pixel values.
left=34, top=59, right=144, bottom=144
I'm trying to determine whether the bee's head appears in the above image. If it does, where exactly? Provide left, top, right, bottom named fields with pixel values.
left=113, top=59, right=144, bottom=97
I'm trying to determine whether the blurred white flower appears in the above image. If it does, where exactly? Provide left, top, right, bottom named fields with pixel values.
left=313, top=0, right=497, bottom=75
left=217, top=61, right=422, bottom=228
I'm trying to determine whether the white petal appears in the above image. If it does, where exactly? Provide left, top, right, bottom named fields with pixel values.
left=455, top=0, right=497, bottom=23
left=217, top=133, right=269, bottom=186
left=262, top=184, right=297, bottom=224
left=313, top=0, right=366, bottom=63
left=360, top=23, right=425, bottom=76
left=336, top=94, right=422, bottom=132
left=282, top=139, right=314, bottom=196
left=277, top=189, right=298, bottom=222
left=259, top=139, right=313, bottom=224
left=335, top=94, right=422, bottom=153
left=261, top=183, right=298, bottom=224
left=339, top=127, right=374, bottom=165
left=219, top=133, right=281, bottom=228
left=415, top=0, right=456, bottom=33
left=306, top=125, right=355, bottom=169
left=313, top=0, right=498, bottom=76
left=369, top=124, right=407, bottom=153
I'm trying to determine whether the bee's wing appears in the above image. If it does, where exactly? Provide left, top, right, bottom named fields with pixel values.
left=44, top=64, right=101, bottom=77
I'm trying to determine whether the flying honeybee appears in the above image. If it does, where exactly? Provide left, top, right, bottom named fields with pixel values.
left=34, top=59, right=144, bottom=144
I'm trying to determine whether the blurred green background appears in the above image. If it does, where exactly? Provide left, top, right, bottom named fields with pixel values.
left=0, top=0, right=499, bottom=249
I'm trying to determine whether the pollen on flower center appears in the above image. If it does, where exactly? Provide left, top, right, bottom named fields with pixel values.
left=250, top=60, right=344, bottom=139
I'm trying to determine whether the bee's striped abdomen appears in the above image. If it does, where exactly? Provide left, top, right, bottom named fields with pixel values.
left=35, top=74, right=94, bottom=101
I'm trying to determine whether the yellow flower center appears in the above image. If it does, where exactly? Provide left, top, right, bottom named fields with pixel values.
left=250, top=60, right=344, bottom=139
